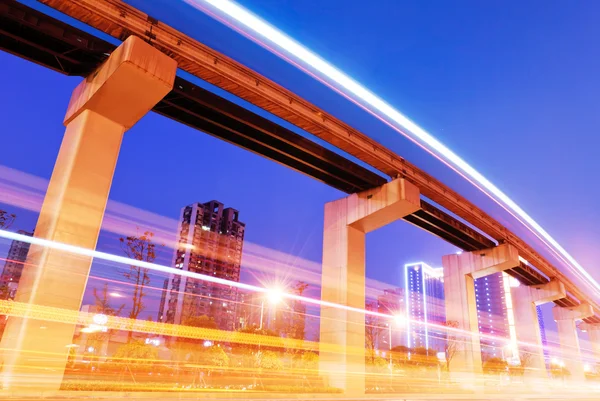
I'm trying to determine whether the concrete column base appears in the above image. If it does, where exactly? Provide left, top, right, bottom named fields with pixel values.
left=580, top=323, right=600, bottom=363
left=512, top=279, right=565, bottom=380
left=552, top=303, right=594, bottom=382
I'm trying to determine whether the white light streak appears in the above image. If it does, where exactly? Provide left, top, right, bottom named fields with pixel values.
left=0, top=229, right=542, bottom=350
left=0, top=229, right=385, bottom=321
left=190, top=0, right=600, bottom=298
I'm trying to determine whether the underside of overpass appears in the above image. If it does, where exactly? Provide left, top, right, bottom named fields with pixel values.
left=1, top=0, right=598, bottom=323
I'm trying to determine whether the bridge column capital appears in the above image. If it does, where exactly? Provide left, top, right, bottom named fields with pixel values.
left=553, top=303, right=594, bottom=321
left=442, top=243, right=520, bottom=279
left=64, top=35, right=176, bottom=128
left=580, top=322, right=600, bottom=332
left=512, top=278, right=566, bottom=305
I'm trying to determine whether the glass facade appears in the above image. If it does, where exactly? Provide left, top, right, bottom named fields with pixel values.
left=404, top=262, right=445, bottom=351
left=162, top=201, right=245, bottom=331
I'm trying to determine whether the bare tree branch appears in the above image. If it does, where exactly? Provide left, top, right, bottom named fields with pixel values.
left=0, top=210, right=16, bottom=229
left=119, top=228, right=160, bottom=342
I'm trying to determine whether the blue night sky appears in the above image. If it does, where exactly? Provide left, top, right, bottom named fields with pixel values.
left=1, top=0, right=599, bottom=327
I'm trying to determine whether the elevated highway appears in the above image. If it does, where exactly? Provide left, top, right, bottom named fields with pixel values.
left=0, top=0, right=494, bottom=255
left=2, top=0, right=600, bottom=393
left=19, top=0, right=597, bottom=320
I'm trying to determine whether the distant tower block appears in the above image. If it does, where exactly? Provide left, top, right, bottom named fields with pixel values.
left=404, top=262, right=445, bottom=351
left=162, top=201, right=245, bottom=331
left=0, top=230, right=33, bottom=300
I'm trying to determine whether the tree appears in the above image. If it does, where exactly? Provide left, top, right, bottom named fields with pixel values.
left=93, top=283, right=125, bottom=317
left=368, top=356, right=388, bottom=373
left=66, top=346, right=77, bottom=369
left=87, top=284, right=125, bottom=357
left=509, top=352, right=533, bottom=379
left=258, top=350, right=283, bottom=370
left=483, top=357, right=508, bottom=376
left=202, top=345, right=229, bottom=367
left=120, top=229, right=159, bottom=342
left=232, top=325, right=284, bottom=355
left=173, top=315, right=219, bottom=371
left=365, top=301, right=384, bottom=364
left=0, top=210, right=16, bottom=229
left=182, top=315, right=218, bottom=330
left=391, top=345, right=410, bottom=365
left=113, top=340, right=158, bottom=375
left=295, top=351, right=319, bottom=371
left=286, top=281, right=309, bottom=341
left=550, top=361, right=570, bottom=381
left=444, top=320, right=459, bottom=372
left=0, top=283, right=10, bottom=300
left=411, top=347, right=439, bottom=368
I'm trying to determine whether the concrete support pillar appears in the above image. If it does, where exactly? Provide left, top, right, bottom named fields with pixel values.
left=442, top=245, right=519, bottom=377
left=319, top=178, right=420, bottom=394
left=511, top=279, right=565, bottom=378
left=580, top=323, right=600, bottom=363
left=0, top=36, right=176, bottom=391
left=552, top=303, right=594, bottom=382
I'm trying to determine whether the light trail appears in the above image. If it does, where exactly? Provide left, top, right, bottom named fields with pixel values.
left=185, top=0, right=600, bottom=298
left=0, top=229, right=574, bottom=358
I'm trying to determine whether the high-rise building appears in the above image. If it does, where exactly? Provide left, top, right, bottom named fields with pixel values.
left=156, top=278, right=169, bottom=323
left=403, top=261, right=517, bottom=359
left=537, top=305, right=550, bottom=364
left=404, top=262, right=445, bottom=351
left=474, top=272, right=515, bottom=358
left=0, top=230, right=33, bottom=300
left=162, top=201, right=245, bottom=331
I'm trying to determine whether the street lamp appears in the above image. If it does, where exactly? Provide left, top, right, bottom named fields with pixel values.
left=388, top=314, right=406, bottom=365
left=387, top=314, right=405, bottom=389
left=259, top=288, right=283, bottom=330
left=81, top=314, right=108, bottom=333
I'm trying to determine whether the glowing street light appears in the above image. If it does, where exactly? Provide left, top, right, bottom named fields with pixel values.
left=393, top=314, right=406, bottom=327
left=92, top=314, right=108, bottom=326
left=81, top=314, right=109, bottom=334
left=388, top=314, right=405, bottom=366
left=259, top=287, right=284, bottom=330
left=267, top=288, right=283, bottom=305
